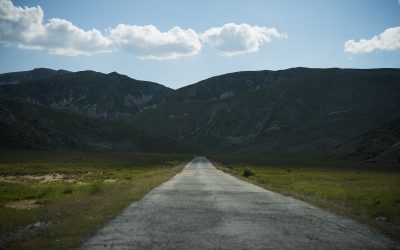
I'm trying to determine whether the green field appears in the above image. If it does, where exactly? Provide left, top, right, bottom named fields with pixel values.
left=210, top=155, right=400, bottom=241
left=0, top=151, right=190, bottom=250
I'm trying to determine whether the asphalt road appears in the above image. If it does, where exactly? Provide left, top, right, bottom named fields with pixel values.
left=81, top=157, right=397, bottom=249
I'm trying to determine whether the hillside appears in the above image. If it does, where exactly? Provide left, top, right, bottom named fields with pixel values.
left=135, top=68, right=400, bottom=159
left=333, top=117, right=400, bottom=163
left=0, top=98, right=190, bottom=153
left=0, top=69, right=172, bottom=118
left=0, top=67, right=399, bottom=161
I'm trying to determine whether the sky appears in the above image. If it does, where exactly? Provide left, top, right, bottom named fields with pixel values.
left=0, top=0, right=399, bottom=89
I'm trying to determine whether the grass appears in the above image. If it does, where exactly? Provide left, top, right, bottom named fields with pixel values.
left=0, top=150, right=191, bottom=249
left=210, top=155, right=400, bottom=241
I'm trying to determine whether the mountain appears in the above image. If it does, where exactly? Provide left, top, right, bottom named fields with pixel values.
left=333, top=117, right=400, bottom=163
left=1, top=67, right=399, bottom=161
left=0, top=69, right=172, bottom=118
left=0, top=98, right=191, bottom=153
left=135, top=68, right=400, bottom=159
left=0, top=68, right=70, bottom=85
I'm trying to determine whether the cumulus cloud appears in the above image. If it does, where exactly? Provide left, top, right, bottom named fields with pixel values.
left=109, top=24, right=201, bottom=60
left=0, top=1, right=287, bottom=59
left=201, top=23, right=287, bottom=56
left=344, top=27, right=400, bottom=54
left=0, top=0, right=112, bottom=56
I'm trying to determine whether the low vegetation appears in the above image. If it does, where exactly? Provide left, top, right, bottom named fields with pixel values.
left=0, top=150, right=190, bottom=249
left=211, top=155, right=400, bottom=240
left=242, top=167, right=255, bottom=177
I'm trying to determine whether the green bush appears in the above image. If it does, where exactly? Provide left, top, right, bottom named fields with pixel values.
left=243, top=168, right=255, bottom=177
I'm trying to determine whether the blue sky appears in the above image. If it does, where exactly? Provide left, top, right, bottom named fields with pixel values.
left=0, top=0, right=399, bottom=89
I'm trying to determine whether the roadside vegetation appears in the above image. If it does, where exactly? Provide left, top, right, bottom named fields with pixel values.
left=0, top=150, right=190, bottom=249
left=211, top=155, right=400, bottom=241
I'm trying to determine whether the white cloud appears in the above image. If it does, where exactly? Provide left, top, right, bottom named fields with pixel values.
left=201, top=23, right=287, bottom=56
left=109, top=24, right=201, bottom=60
left=0, top=1, right=287, bottom=59
left=0, top=0, right=112, bottom=56
left=344, top=27, right=400, bottom=54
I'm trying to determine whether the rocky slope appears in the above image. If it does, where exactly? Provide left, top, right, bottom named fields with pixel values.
left=0, top=69, right=172, bottom=118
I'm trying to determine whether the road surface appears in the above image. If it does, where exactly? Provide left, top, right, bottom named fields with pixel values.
left=81, top=157, right=397, bottom=249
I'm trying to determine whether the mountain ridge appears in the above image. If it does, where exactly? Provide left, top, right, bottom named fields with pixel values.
left=0, top=69, right=173, bottom=118
left=1, top=67, right=399, bottom=162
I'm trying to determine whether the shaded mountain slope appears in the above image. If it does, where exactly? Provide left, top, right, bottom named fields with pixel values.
left=333, top=117, right=400, bottom=163
left=1, top=67, right=399, bottom=161
left=136, top=68, right=400, bottom=156
left=0, top=70, right=173, bottom=118
left=0, top=98, right=191, bottom=153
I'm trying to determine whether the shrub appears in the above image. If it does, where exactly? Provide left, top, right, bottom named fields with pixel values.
left=225, top=165, right=234, bottom=170
left=165, top=161, right=174, bottom=166
left=63, top=187, right=73, bottom=194
left=243, top=168, right=255, bottom=177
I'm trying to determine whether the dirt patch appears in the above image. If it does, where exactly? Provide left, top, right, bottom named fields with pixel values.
left=5, top=200, right=40, bottom=210
left=0, top=172, right=115, bottom=187
left=26, top=174, right=64, bottom=183
left=65, top=179, right=88, bottom=185
left=104, top=179, right=116, bottom=183
left=0, top=175, right=17, bottom=183
left=0, top=173, right=95, bottom=184
left=0, top=174, right=64, bottom=184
